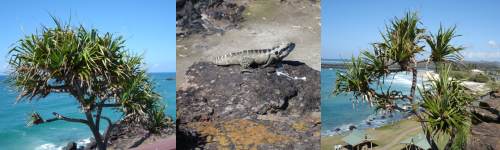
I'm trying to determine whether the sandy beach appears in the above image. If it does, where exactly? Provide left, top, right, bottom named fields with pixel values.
left=321, top=118, right=423, bottom=150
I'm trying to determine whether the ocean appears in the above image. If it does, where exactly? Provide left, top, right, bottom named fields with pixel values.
left=0, top=73, right=176, bottom=150
left=321, top=68, right=419, bottom=136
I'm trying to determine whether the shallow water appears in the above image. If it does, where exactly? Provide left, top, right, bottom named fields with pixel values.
left=321, top=68, right=418, bottom=136
left=0, top=73, right=176, bottom=150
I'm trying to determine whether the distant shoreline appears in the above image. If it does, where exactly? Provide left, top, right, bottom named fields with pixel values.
left=321, top=63, right=433, bottom=69
left=0, top=72, right=176, bottom=77
left=321, top=60, right=500, bottom=69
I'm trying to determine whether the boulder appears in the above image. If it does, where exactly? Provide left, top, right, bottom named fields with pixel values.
left=473, top=97, right=500, bottom=122
left=106, top=120, right=176, bottom=149
left=83, top=139, right=96, bottom=150
left=467, top=122, right=500, bottom=150
left=472, top=108, right=499, bottom=122
left=469, top=96, right=500, bottom=149
left=177, top=61, right=320, bottom=149
left=63, top=142, right=77, bottom=150
left=176, top=0, right=246, bottom=36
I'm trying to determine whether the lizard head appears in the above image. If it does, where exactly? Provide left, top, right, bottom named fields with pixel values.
left=273, top=42, right=295, bottom=59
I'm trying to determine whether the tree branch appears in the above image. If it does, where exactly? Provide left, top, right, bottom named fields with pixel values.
left=44, top=112, right=89, bottom=124
left=48, top=85, right=69, bottom=92
left=100, top=115, right=115, bottom=147
left=95, top=99, right=106, bottom=132
left=102, top=103, right=121, bottom=107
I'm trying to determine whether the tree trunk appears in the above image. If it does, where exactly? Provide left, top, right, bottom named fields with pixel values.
left=410, top=67, right=417, bottom=103
left=409, top=66, right=440, bottom=150
left=85, top=111, right=106, bottom=150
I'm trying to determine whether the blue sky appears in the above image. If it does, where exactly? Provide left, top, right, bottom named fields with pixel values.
left=322, top=0, right=500, bottom=61
left=0, top=0, right=175, bottom=73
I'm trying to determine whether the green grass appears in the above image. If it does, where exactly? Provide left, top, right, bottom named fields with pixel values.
left=321, top=118, right=455, bottom=150
left=321, top=119, right=422, bottom=150
left=449, top=70, right=470, bottom=80
left=469, top=74, right=490, bottom=83
left=486, top=81, right=500, bottom=92
left=449, top=70, right=492, bottom=83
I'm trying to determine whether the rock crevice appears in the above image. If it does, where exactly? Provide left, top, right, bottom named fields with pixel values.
left=177, top=61, right=320, bottom=149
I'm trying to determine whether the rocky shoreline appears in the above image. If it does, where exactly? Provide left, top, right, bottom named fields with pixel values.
left=177, top=61, right=321, bottom=149
left=468, top=92, right=500, bottom=149
left=63, top=120, right=176, bottom=150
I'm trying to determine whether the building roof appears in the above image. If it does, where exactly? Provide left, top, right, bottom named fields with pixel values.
left=400, top=133, right=431, bottom=150
left=342, top=130, right=375, bottom=146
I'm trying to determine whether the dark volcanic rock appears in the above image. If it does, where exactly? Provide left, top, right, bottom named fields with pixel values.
left=469, top=97, right=500, bottom=149
left=106, top=120, right=176, bottom=150
left=177, top=61, right=320, bottom=149
left=473, top=108, right=499, bottom=122
left=83, top=139, right=96, bottom=150
left=473, top=98, right=500, bottom=123
left=176, top=0, right=246, bottom=36
left=83, top=120, right=176, bottom=150
left=467, top=122, right=500, bottom=150
left=63, top=142, right=77, bottom=150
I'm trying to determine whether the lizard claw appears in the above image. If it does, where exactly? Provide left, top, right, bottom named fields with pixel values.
left=241, top=69, right=253, bottom=73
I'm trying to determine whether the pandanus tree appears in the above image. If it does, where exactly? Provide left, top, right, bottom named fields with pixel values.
left=333, top=12, right=471, bottom=149
left=420, top=65, right=472, bottom=149
left=8, top=18, right=167, bottom=150
left=426, top=25, right=465, bottom=71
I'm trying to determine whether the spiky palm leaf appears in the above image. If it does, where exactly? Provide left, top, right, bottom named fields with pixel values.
left=362, top=45, right=391, bottom=78
left=419, top=65, right=473, bottom=149
left=8, top=17, right=168, bottom=149
left=426, top=25, right=464, bottom=69
left=376, top=12, right=426, bottom=71
left=334, top=56, right=376, bottom=102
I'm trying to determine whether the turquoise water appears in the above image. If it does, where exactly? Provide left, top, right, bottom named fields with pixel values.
left=321, top=68, right=416, bottom=136
left=0, top=73, right=176, bottom=150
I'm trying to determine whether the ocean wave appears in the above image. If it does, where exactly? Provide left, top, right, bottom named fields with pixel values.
left=76, top=137, right=91, bottom=147
left=35, top=143, right=63, bottom=150
left=391, top=75, right=412, bottom=85
left=322, top=111, right=411, bottom=136
left=35, top=137, right=91, bottom=150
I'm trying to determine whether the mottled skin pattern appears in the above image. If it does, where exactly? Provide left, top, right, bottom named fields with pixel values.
left=213, top=42, right=295, bottom=72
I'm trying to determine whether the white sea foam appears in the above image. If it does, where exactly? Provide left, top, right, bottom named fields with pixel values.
left=35, top=137, right=91, bottom=150
left=392, top=75, right=412, bottom=85
left=323, top=112, right=411, bottom=136
left=35, top=143, right=63, bottom=150
left=76, top=137, right=92, bottom=147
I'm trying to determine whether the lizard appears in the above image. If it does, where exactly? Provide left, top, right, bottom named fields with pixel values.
left=212, top=42, right=295, bottom=73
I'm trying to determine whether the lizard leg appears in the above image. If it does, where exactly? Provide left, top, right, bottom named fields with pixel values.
left=241, top=57, right=254, bottom=73
left=260, top=55, right=274, bottom=68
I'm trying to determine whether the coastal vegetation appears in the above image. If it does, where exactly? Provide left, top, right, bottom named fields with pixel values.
left=333, top=12, right=473, bottom=149
left=8, top=17, right=170, bottom=150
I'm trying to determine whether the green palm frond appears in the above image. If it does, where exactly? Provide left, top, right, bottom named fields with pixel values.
left=362, top=45, right=392, bottom=78
left=8, top=17, right=166, bottom=128
left=426, top=25, right=465, bottom=68
left=419, top=65, right=473, bottom=148
left=376, top=12, right=426, bottom=70
left=334, top=56, right=376, bottom=102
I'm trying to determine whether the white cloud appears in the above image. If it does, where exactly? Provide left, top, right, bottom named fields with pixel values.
left=488, top=40, right=498, bottom=48
left=462, top=50, right=500, bottom=61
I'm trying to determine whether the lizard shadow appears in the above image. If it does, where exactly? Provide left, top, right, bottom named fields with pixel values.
left=280, top=60, right=306, bottom=66
left=251, top=60, right=306, bottom=69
